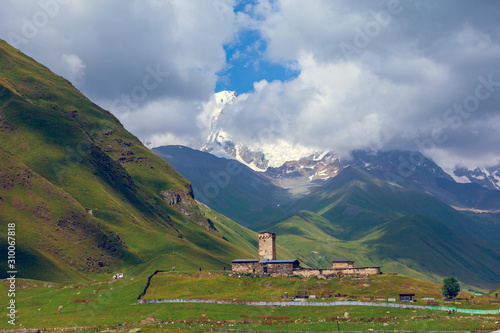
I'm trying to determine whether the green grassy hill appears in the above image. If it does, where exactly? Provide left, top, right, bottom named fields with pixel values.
left=0, top=39, right=254, bottom=282
left=2, top=273, right=499, bottom=331
left=0, top=146, right=135, bottom=282
left=367, top=215, right=500, bottom=288
left=197, top=202, right=296, bottom=260
left=144, top=272, right=476, bottom=303
left=286, top=168, right=476, bottom=238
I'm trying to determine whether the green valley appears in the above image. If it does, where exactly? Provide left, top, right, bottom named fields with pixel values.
left=1, top=37, right=499, bottom=331
left=157, top=147, right=500, bottom=290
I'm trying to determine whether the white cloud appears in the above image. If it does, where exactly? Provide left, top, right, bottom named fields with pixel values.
left=215, top=51, right=453, bottom=157
left=61, top=53, right=85, bottom=84
left=0, top=0, right=244, bottom=147
left=205, top=0, right=500, bottom=166
left=1, top=0, right=499, bottom=168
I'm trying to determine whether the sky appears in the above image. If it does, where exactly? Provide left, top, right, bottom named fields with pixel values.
left=1, top=0, right=500, bottom=169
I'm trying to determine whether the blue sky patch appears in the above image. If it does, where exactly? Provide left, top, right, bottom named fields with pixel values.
left=215, top=24, right=299, bottom=94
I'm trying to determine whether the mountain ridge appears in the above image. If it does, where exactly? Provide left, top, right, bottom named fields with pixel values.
left=0, top=39, right=257, bottom=282
left=156, top=144, right=500, bottom=289
left=200, top=90, right=500, bottom=192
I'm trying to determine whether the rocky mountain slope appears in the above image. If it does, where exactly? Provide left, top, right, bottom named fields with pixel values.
left=153, top=145, right=291, bottom=227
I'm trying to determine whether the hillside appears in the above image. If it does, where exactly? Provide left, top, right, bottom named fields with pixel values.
left=153, top=145, right=292, bottom=227
left=0, top=146, right=134, bottom=282
left=0, top=39, right=254, bottom=282
left=367, top=215, right=500, bottom=288
left=156, top=146, right=500, bottom=290
left=197, top=202, right=296, bottom=261
left=143, top=272, right=474, bottom=303
left=348, top=150, right=500, bottom=211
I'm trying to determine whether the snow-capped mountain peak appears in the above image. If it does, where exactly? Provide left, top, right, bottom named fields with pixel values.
left=201, top=91, right=327, bottom=172
left=202, top=91, right=237, bottom=157
left=214, top=90, right=237, bottom=106
left=207, top=91, right=237, bottom=137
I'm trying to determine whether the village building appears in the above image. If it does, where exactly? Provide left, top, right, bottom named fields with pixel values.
left=332, top=259, right=354, bottom=268
left=399, top=293, right=416, bottom=302
left=232, top=232, right=381, bottom=278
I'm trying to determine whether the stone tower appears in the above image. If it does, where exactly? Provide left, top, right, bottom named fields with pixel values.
left=258, top=232, right=276, bottom=260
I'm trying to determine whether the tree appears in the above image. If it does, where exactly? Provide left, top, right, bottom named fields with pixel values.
left=442, top=277, right=460, bottom=298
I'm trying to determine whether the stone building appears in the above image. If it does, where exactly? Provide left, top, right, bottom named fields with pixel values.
left=258, top=232, right=276, bottom=260
left=231, top=259, right=258, bottom=274
left=257, top=259, right=301, bottom=275
left=332, top=259, right=354, bottom=268
left=232, top=232, right=381, bottom=277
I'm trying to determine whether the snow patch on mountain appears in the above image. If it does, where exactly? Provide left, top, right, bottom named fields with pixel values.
left=445, top=169, right=471, bottom=184
left=258, top=140, right=323, bottom=168
left=453, top=166, right=500, bottom=191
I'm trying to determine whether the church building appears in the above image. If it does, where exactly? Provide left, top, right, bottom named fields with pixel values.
left=232, top=232, right=381, bottom=278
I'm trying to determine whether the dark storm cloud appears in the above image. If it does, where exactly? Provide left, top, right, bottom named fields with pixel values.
left=0, top=0, right=242, bottom=146
left=217, top=0, right=500, bottom=168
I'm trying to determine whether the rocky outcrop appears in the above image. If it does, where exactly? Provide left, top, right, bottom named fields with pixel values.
left=160, top=189, right=194, bottom=207
left=160, top=187, right=223, bottom=239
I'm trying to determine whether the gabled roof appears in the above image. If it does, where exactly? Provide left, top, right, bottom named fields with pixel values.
left=332, top=258, right=354, bottom=263
left=268, top=259, right=300, bottom=264
left=233, top=258, right=300, bottom=264
left=232, top=259, right=258, bottom=263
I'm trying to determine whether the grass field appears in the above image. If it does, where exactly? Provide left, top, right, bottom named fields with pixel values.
left=143, top=272, right=499, bottom=309
left=1, top=273, right=499, bottom=331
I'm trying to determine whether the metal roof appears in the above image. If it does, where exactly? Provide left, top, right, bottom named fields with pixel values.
left=332, top=258, right=354, bottom=263
left=267, top=259, right=300, bottom=264
left=233, top=258, right=300, bottom=264
left=232, top=259, right=258, bottom=263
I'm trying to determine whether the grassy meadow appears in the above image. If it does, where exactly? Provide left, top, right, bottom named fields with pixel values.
left=1, top=272, right=499, bottom=331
